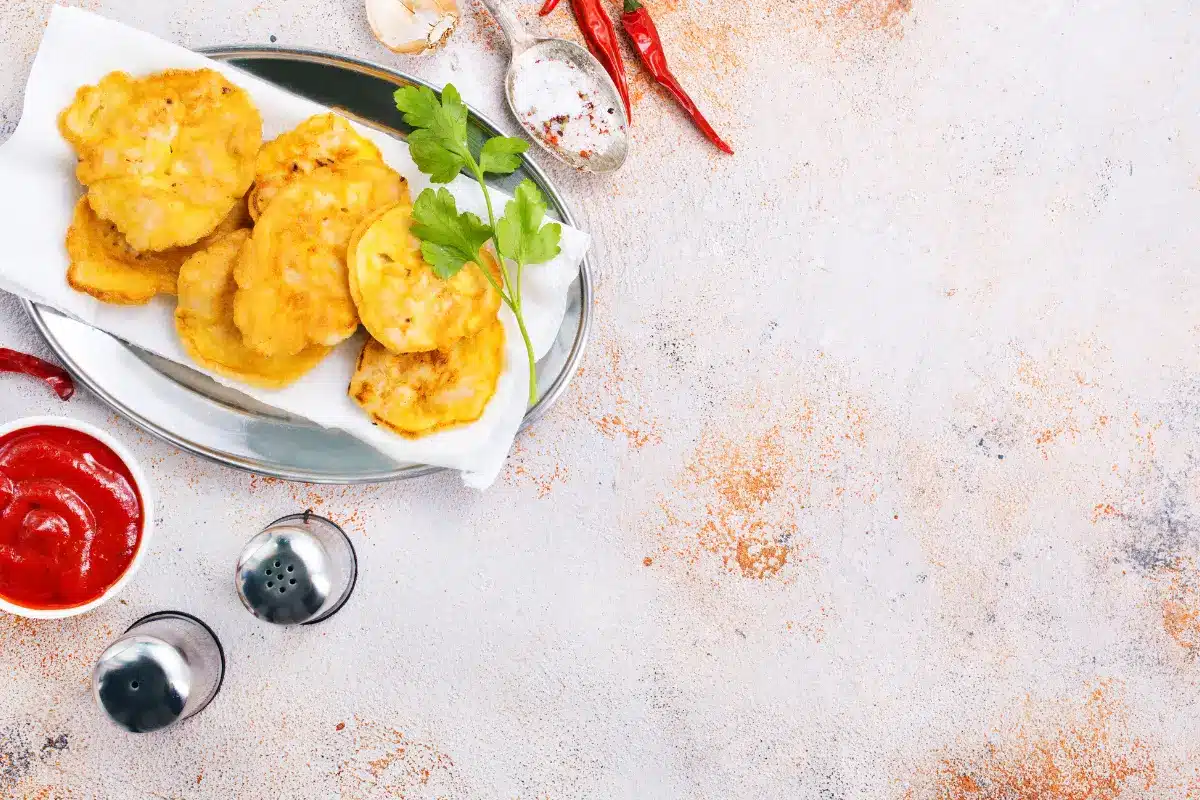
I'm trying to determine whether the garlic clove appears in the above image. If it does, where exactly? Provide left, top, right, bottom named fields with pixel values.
left=366, top=0, right=460, bottom=55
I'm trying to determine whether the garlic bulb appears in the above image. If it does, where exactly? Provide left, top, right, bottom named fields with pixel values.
left=366, top=0, right=459, bottom=55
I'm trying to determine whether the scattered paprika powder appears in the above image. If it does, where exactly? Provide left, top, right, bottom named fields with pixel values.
left=620, top=0, right=733, bottom=154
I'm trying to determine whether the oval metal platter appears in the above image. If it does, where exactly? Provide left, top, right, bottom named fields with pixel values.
left=24, top=47, right=592, bottom=483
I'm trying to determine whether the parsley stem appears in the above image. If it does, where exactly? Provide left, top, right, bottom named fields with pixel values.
left=512, top=297, right=538, bottom=407
left=493, top=256, right=537, bottom=407
left=474, top=254, right=513, bottom=307
left=468, top=159, right=499, bottom=232
left=468, top=159, right=538, bottom=408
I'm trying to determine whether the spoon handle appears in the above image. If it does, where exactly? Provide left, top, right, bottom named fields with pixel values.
left=477, top=0, right=534, bottom=52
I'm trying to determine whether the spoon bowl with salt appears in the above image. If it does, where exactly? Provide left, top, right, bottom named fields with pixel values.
left=478, top=0, right=629, bottom=173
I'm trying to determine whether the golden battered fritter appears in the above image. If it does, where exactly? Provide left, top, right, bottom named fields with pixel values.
left=248, top=113, right=384, bottom=220
left=65, top=196, right=250, bottom=305
left=348, top=199, right=502, bottom=354
left=58, top=70, right=178, bottom=186
left=233, top=162, right=407, bottom=356
left=175, top=230, right=330, bottom=387
left=348, top=319, right=505, bottom=437
left=58, top=68, right=261, bottom=251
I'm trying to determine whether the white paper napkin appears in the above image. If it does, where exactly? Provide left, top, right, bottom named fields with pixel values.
left=0, top=7, right=590, bottom=489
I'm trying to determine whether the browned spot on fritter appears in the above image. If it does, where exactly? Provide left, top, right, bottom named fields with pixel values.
left=903, top=682, right=1158, bottom=800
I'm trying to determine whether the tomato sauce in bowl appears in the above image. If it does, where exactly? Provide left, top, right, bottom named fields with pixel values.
left=0, top=419, right=149, bottom=615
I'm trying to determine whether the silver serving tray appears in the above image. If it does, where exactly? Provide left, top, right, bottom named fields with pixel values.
left=24, top=47, right=592, bottom=483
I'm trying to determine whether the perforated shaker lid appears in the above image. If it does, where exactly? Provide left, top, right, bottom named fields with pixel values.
left=235, top=514, right=357, bottom=625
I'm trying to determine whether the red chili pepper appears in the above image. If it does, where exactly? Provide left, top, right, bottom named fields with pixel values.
left=620, top=0, right=732, bottom=154
left=540, top=0, right=632, bottom=122
left=0, top=348, right=75, bottom=400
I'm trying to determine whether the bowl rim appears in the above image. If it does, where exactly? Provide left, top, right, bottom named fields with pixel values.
left=0, top=415, right=154, bottom=619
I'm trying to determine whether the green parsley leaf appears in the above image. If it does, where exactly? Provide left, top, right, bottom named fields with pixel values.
left=478, top=137, right=528, bottom=176
left=407, top=129, right=467, bottom=183
left=393, top=85, right=442, bottom=129
left=419, top=241, right=471, bottom=280
left=410, top=187, right=493, bottom=279
left=495, top=179, right=562, bottom=266
left=395, top=85, right=472, bottom=183
left=394, top=84, right=468, bottom=144
left=396, top=82, right=550, bottom=406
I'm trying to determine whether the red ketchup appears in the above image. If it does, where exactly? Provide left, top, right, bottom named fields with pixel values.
left=0, top=426, right=143, bottom=609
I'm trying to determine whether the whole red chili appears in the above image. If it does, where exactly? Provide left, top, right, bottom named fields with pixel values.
left=620, top=0, right=732, bottom=154
left=0, top=348, right=75, bottom=400
left=539, top=0, right=632, bottom=122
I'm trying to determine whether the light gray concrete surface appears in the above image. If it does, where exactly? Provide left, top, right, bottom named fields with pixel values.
left=2, top=0, right=1200, bottom=797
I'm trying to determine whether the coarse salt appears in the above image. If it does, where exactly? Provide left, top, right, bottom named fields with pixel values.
left=511, top=58, right=624, bottom=163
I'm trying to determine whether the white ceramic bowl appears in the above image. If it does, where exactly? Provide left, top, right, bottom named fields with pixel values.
left=0, top=415, right=154, bottom=619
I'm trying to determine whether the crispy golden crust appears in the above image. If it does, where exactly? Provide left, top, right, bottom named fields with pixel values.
left=175, top=230, right=330, bottom=387
left=348, top=319, right=505, bottom=438
left=347, top=200, right=502, bottom=354
left=58, top=71, right=179, bottom=186
left=58, top=68, right=261, bottom=251
left=233, top=162, right=407, bottom=357
left=65, top=196, right=249, bottom=305
left=249, top=113, right=384, bottom=220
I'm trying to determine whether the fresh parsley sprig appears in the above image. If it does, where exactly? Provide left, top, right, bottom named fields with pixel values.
left=394, top=83, right=562, bottom=407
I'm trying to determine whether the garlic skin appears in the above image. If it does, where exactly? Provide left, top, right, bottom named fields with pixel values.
left=366, top=0, right=459, bottom=55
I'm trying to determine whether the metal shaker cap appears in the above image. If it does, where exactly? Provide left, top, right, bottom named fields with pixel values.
left=93, top=611, right=225, bottom=734
left=235, top=512, right=358, bottom=625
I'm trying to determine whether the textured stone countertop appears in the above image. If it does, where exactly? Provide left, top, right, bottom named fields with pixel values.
left=1, top=0, right=1199, bottom=797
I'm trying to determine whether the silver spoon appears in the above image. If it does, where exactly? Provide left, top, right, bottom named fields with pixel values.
left=477, top=0, right=629, bottom=173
